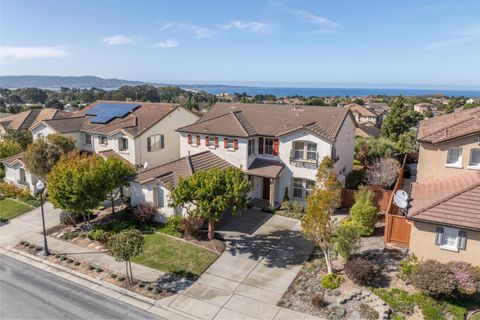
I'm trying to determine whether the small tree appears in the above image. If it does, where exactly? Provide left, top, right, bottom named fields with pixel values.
left=0, top=140, right=23, bottom=178
left=102, top=157, right=135, bottom=214
left=24, top=134, right=76, bottom=178
left=396, top=131, right=418, bottom=154
left=350, top=186, right=378, bottom=236
left=2, top=129, right=32, bottom=149
left=169, top=167, right=251, bottom=240
left=366, top=158, right=400, bottom=189
left=47, top=153, right=108, bottom=225
left=301, top=157, right=342, bottom=274
left=107, top=229, right=144, bottom=284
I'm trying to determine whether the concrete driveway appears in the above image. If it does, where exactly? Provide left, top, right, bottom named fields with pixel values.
left=161, top=208, right=317, bottom=320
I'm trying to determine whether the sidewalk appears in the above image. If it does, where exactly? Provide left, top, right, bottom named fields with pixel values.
left=0, top=203, right=162, bottom=281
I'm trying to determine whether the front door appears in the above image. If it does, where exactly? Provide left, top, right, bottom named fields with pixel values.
left=262, top=177, right=270, bottom=200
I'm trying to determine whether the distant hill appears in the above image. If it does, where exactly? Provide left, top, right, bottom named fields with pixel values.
left=0, top=75, right=153, bottom=89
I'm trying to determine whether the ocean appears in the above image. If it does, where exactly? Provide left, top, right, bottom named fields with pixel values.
left=186, top=85, right=480, bottom=98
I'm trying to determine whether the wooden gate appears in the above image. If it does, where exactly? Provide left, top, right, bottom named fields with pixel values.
left=384, top=154, right=412, bottom=247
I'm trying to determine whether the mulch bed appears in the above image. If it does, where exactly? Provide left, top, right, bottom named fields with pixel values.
left=15, top=240, right=173, bottom=300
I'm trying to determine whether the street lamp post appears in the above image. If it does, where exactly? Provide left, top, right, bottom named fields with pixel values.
left=36, top=180, right=50, bottom=256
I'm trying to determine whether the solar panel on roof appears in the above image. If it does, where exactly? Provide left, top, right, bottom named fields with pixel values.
left=86, top=102, right=139, bottom=124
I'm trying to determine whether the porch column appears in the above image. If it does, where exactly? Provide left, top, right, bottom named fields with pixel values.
left=269, top=178, right=276, bottom=207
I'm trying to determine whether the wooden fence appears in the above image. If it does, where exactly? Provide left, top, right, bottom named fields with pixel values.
left=341, top=187, right=392, bottom=211
left=384, top=154, right=412, bottom=247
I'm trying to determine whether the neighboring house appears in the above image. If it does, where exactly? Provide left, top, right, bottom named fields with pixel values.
left=407, top=107, right=480, bottom=264
left=407, top=172, right=480, bottom=265
left=130, top=151, right=232, bottom=221
left=415, top=107, right=480, bottom=182
left=1, top=153, right=39, bottom=194
left=29, top=101, right=199, bottom=168
left=176, top=103, right=356, bottom=207
left=355, top=124, right=381, bottom=138
left=346, top=103, right=380, bottom=127
left=466, top=98, right=480, bottom=104
left=364, top=102, right=389, bottom=122
left=413, top=102, right=434, bottom=114
left=0, top=108, right=68, bottom=139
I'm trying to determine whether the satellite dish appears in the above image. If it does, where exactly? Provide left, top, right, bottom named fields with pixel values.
left=143, top=162, right=148, bottom=170
left=393, top=189, right=409, bottom=209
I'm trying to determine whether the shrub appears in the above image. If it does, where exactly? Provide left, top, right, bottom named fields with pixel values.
left=399, top=255, right=419, bottom=282
left=164, top=215, right=184, bottom=234
left=59, top=211, right=80, bottom=226
left=88, top=229, right=111, bottom=243
left=327, top=305, right=346, bottom=320
left=366, top=157, right=400, bottom=189
left=321, top=273, right=343, bottom=289
left=182, top=215, right=203, bottom=238
left=410, top=260, right=456, bottom=296
left=66, top=258, right=74, bottom=263
left=138, top=282, right=146, bottom=288
left=283, top=187, right=289, bottom=202
left=333, top=223, right=361, bottom=259
left=449, top=261, right=479, bottom=295
left=0, top=181, right=23, bottom=198
left=87, top=264, right=95, bottom=270
left=353, top=159, right=362, bottom=166
left=311, top=293, right=327, bottom=308
left=110, top=273, right=117, bottom=279
left=350, top=186, right=377, bottom=236
left=280, top=200, right=304, bottom=215
left=59, top=255, right=67, bottom=261
left=359, top=303, right=379, bottom=320
left=74, top=261, right=80, bottom=266
left=62, top=231, right=79, bottom=240
left=96, top=267, right=103, bottom=273
left=345, top=257, right=378, bottom=285
left=412, top=294, right=444, bottom=320
left=133, top=202, right=157, bottom=222
left=117, top=276, right=125, bottom=281
left=373, top=288, right=415, bottom=315
left=345, top=170, right=364, bottom=189
left=19, top=188, right=33, bottom=202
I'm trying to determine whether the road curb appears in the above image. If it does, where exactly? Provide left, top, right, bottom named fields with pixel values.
left=0, top=246, right=192, bottom=319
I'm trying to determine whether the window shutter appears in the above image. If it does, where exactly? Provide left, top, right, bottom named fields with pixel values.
left=259, top=137, right=264, bottom=154
left=458, top=230, right=467, bottom=250
left=196, top=135, right=201, bottom=146
left=435, top=226, right=444, bottom=245
left=273, top=139, right=279, bottom=155
left=205, top=136, right=209, bottom=146
left=147, top=137, right=152, bottom=152
left=224, top=138, right=228, bottom=148
left=160, top=135, right=164, bottom=149
left=214, top=137, right=219, bottom=148
left=158, top=187, right=164, bottom=208
left=188, top=134, right=192, bottom=144
left=234, top=139, right=239, bottom=150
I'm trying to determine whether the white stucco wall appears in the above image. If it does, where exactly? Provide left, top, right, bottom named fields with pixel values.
left=3, top=163, right=38, bottom=194
left=139, top=107, right=199, bottom=168
left=30, top=124, right=56, bottom=140
left=333, top=115, right=356, bottom=176
left=130, top=181, right=181, bottom=222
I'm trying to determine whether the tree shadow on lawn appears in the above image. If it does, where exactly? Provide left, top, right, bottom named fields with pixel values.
left=226, top=229, right=314, bottom=269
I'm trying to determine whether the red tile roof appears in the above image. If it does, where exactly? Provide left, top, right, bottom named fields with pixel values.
left=178, top=103, right=354, bottom=142
left=416, top=107, right=480, bottom=144
left=407, top=172, right=480, bottom=230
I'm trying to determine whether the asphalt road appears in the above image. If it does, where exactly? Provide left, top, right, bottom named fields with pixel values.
left=0, top=254, right=163, bottom=320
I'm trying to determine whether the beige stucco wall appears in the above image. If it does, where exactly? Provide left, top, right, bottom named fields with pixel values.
left=416, top=134, right=480, bottom=182
left=409, top=221, right=480, bottom=265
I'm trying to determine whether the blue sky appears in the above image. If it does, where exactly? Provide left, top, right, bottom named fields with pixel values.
left=1, top=0, right=480, bottom=88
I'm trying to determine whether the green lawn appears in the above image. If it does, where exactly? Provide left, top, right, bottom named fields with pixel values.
left=0, top=198, right=33, bottom=221
left=132, top=233, right=220, bottom=278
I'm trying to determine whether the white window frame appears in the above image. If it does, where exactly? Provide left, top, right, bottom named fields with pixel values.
left=150, top=134, right=163, bottom=152
left=468, top=148, right=480, bottom=169
left=84, top=133, right=92, bottom=145
left=264, top=138, right=274, bottom=155
left=446, top=147, right=462, bottom=168
left=293, top=141, right=317, bottom=161
left=118, top=137, right=128, bottom=152
left=292, top=178, right=316, bottom=200
left=440, top=226, right=460, bottom=252
left=226, top=138, right=235, bottom=150
left=248, top=139, right=255, bottom=156
left=99, top=135, right=108, bottom=146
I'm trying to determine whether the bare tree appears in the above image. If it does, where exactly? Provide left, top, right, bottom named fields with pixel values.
left=366, top=158, right=400, bottom=189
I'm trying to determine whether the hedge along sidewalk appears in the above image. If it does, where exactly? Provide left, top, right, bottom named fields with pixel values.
left=0, top=246, right=195, bottom=320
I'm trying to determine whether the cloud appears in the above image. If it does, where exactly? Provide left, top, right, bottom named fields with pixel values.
left=0, top=46, right=70, bottom=60
left=222, top=21, right=272, bottom=34
left=159, top=22, right=216, bottom=39
left=102, top=35, right=137, bottom=45
left=154, top=39, right=179, bottom=48
left=425, top=25, right=480, bottom=50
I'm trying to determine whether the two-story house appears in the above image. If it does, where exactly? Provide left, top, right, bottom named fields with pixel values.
left=346, top=103, right=380, bottom=128
left=2, top=101, right=199, bottom=194
left=407, top=107, right=480, bottom=265
left=128, top=103, right=356, bottom=222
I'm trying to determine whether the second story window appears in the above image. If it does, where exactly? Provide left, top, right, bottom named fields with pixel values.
left=264, top=138, right=274, bottom=155
left=248, top=139, right=255, bottom=156
left=446, top=147, right=462, bottom=167
left=84, top=133, right=92, bottom=145
left=119, top=137, right=128, bottom=152
left=293, top=141, right=317, bottom=161
left=99, top=135, right=108, bottom=146
left=469, top=148, right=480, bottom=168
left=147, top=134, right=164, bottom=152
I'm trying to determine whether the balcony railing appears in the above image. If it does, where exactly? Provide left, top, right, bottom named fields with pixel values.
left=289, top=152, right=319, bottom=169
